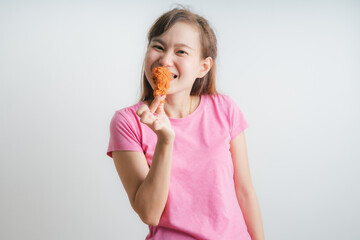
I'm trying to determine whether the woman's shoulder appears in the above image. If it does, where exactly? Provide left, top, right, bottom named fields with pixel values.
left=115, top=101, right=143, bottom=114
left=112, top=101, right=144, bottom=122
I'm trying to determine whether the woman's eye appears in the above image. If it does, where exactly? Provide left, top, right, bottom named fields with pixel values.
left=177, top=50, right=187, bottom=55
left=152, top=45, right=187, bottom=55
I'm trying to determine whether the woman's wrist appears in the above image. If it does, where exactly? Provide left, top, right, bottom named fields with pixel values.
left=157, top=134, right=175, bottom=145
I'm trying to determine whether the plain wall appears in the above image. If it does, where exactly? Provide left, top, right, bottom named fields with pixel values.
left=1, top=0, right=359, bottom=239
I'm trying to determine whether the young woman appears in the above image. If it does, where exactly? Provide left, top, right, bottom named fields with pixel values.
left=107, top=6, right=265, bottom=240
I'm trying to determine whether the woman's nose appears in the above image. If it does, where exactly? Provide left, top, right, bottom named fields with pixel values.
left=158, top=52, right=173, bottom=67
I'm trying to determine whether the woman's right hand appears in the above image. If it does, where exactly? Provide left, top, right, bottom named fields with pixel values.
left=136, top=95, right=175, bottom=142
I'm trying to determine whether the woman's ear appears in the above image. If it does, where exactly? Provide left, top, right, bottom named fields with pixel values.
left=197, top=57, right=213, bottom=78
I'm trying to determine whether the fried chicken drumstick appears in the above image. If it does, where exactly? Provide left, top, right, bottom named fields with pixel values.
left=152, top=66, right=172, bottom=104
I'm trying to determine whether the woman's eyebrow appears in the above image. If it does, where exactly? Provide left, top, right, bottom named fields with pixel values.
left=151, top=38, right=193, bottom=50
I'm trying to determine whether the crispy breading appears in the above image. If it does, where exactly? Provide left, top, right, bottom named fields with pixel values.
left=152, top=66, right=172, bottom=104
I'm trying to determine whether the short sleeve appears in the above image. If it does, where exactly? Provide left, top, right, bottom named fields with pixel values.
left=227, top=96, right=249, bottom=141
left=106, top=110, right=143, bottom=158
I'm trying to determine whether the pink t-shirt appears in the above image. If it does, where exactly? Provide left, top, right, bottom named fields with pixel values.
left=107, top=93, right=251, bottom=240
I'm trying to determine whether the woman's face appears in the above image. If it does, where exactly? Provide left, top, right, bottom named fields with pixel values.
left=144, top=22, right=210, bottom=95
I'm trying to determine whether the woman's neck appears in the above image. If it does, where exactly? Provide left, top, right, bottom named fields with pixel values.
left=164, top=95, right=200, bottom=119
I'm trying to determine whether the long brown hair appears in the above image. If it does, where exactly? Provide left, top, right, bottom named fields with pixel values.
left=138, top=5, right=221, bottom=102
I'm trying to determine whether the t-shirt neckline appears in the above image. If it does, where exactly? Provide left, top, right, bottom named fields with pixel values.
left=137, top=95, right=206, bottom=125
left=135, top=94, right=207, bottom=124
left=168, top=95, right=205, bottom=124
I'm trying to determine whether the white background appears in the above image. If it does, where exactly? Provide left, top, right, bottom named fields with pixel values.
left=1, top=0, right=359, bottom=239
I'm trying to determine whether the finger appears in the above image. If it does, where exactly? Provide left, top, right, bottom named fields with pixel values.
left=136, top=103, right=149, bottom=116
left=140, top=111, right=156, bottom=125
left=149, top=95, right=163, bottom=113
left=153, top=117, right=162, bottom=130
left=149, top=95, right=165, bottom=113
left=156, top=102, right=164, bottom=115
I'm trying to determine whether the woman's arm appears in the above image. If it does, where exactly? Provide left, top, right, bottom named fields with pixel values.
left=230, top=131, right=265, bottom=240
left=112, top=137, right=174, bottom=226
left=134, top=137, right=174, bottom=226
